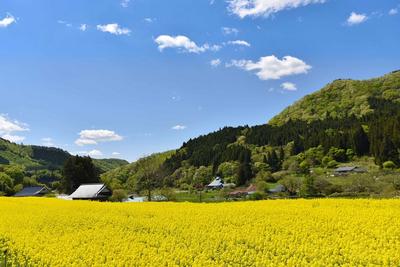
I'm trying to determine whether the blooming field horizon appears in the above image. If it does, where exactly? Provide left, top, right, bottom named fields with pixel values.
left=1, top=198, right=400, bottom=266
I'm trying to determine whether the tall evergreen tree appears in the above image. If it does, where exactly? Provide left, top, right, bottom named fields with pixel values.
left=237, top=150, right=252, bottom=185
left=352, top=125, right=369, bottom=156
left=62, top=156, right=99, bottom=193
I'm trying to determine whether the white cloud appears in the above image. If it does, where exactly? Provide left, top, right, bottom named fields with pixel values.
left=79, top=24, right=87, bottom=31
left=222, top=27, right=239, bottom=35
left=172, top=125, right=187, bottom=130
left=389, top=8, right=398, bottom=15
left=281, top=82, right=297, bottom=91
left=210, top=59, right=222, bottom=67
left=57, top=20, right=72, bottom=27
left=2, top=134, right=25, bottom=143
left=75, top=129, right=123, bottom=146
left=88, top=149, right=103, bottom=158
left=227, top=0, right=325, bottom=18
left=155, top=35, right=220, bottom=53
left=0, top=13, right=16, bottom=28
left=227, top=40, right=251, bottom=47
left=346, top=12, right=368, bottom=26
left=97, top=23, right=131, bottom=35
left=41, top=137, right=54, bottom=146
left=227, top=55, right=311, bottom=80
left=0, top=115, right=28, bottom=133
left=121, top=0, right=130, bottom=8
left=144, top=18, right=154, bottom=23
left=112, top=152, right=121, bottom=156
left=0, top=115, right=28, bottom=143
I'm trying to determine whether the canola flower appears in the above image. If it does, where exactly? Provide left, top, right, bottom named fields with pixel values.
left=1, top=198, right=400, bottom=266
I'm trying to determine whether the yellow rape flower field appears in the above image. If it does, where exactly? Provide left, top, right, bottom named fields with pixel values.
left=1, top=198, right=400, bottom=266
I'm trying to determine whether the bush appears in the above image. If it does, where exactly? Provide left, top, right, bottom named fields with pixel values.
left=299, top=161, right=310, bottom=174
left=248, top=192, right=265, bottom=200
left=383, top=161, right=397, bottom=169
left=159, top=187, right=177, bottom=201
left=327, top=160, right=339, bottom=168
left=110, top=189, right=128, bottom=202
left=255, top=181, right=269, bottom=193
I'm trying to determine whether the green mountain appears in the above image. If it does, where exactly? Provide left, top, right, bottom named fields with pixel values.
left=0, top=138, right=128, bottom=172
left=149, top=70, right=400, bottom=195
left=269, top=70, right=400, bottom=125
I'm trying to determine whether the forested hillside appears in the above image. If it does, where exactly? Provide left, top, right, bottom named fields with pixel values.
left=0, top=138, right=128, bottom=195
left=269, top=70, right=400, bottom=125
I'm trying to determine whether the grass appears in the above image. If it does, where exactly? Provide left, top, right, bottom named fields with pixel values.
left=175, top=190, right=222, bottom=202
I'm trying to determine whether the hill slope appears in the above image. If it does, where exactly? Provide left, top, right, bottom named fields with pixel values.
left=269, top=70, right=400, bottom=125
left=0, top=138, right=128, bottom=172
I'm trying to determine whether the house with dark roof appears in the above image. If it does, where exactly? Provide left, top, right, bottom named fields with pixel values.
left=228, top=184, right=257, bottom=198
left=334, top=166, right=367, bottom=175
left=14, top=186, right=49, bottom=197
left=69, top=183, right=111, bottom=200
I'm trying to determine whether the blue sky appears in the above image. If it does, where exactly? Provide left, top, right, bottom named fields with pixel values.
left=0, top=0, right=399, bottom=161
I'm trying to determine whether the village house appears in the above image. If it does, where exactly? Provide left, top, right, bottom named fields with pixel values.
left=228, top=184, right=257, bottom=198
left=14, top=186, right=49, bottom=197
left=334, top=166, right=367, bottom=175
left=69, top=183, right=111, bottom=201
left=207, top=177, right=224, bottom=190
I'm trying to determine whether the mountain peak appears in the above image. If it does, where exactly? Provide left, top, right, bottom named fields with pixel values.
left=269, top=71, right=400, bottom=126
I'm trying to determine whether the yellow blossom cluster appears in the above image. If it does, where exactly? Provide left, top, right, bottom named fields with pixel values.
left=1, top=198, right=400, bottom=266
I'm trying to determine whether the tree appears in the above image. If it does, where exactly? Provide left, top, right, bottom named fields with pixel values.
left=4, top=165, right=25, bottom=185
left=0, top=172, right=14, bottom=195
left=217, top=161, right=239, bottom=183
left=352, top=125, right=369, bottom=156
left=110, top=189, right=127, bottom=202
left=237, top=150, right=252, bottom=185
left=280, top=176, right=302, bottom=196
left=193, top=166, right=213, bottom=187
left=300, top=175, right=316, bottom=197
left=266, top=150, right=280, bottom=172
left=62, top=156, right=99, bottom=193
left=135, top=158, right=164, bottom=201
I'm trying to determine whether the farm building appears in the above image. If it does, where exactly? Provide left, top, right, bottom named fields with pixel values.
left=229, top=184, right=257, bottom=198
left=14, top=186, right=49, bottom=197
left=69, top=183, right=111, bottom=200
left=334, top=166, right=367, bottom=175
left=207, top=177, right=224, bottom=189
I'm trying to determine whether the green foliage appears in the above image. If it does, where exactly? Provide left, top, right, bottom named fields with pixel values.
left=327, top=160, right=339, bottom=168
left=383, top=161, right=397, bottom=169
left=300, top=176, right=317, bottom=197
left=62, top=156, right=99, bottom=193
left=0, top=172, right=13, bottom=195
left=93, top=158, right=129, bottom=174
left=217, top=161, right=239, bottom=183
left=193, top=166, right=213, bottom=186
left=280, top=176, right=302, bottom=195
left=299, top=161, right=310, bottom=174
left=101, top=151, right=175, bottom=192
left=248, top=192, right=265, bottom=200
left=269, top=71, right=400, bottom=125
left=135, top=156, right=165, bottom=201
left=109, top=189, right=128, bottom=202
